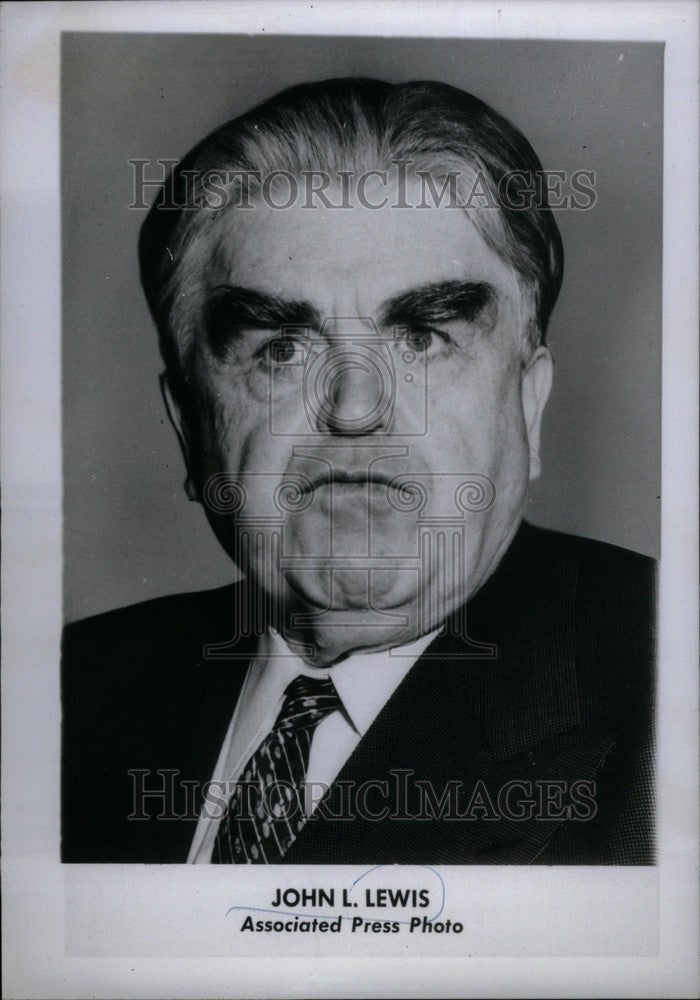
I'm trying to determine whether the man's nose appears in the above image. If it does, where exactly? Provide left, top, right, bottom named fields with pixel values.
left=308, top=344, right=394, bottom=436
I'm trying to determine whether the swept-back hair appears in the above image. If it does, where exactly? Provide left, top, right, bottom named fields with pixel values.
left=139, top=78, right=564, bottom=382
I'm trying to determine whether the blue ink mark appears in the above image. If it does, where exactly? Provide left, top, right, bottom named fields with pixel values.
left=345, top=865, right=446, bottom=925
left=225, top=904, right=344, bottom=920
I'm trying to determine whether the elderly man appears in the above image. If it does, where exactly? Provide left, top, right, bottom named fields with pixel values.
left=62, top=78, right=655, bottom=864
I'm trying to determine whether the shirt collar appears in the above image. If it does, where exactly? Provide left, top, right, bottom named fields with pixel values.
left=263, top=627, right=439, bottom=737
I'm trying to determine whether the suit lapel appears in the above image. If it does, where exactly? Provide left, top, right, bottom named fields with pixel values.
left=189, top=583, right=259, bottom=802
left=146, top=584, right=254, bottom=860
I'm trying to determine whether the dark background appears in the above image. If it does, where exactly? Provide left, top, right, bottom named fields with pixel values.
left=62, top=33, right=663, bottom=623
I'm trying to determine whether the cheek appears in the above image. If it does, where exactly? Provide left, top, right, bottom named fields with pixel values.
left=193, top=378, right=300, bottom=487
left=430, top=360, right=526, bottom=474
left=490, top=373, right=528, bottom=460
left=191, top=373, right=261, bottom=469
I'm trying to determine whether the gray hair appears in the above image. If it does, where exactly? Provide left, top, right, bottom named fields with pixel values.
left=139, top=78, right=564, bottom=385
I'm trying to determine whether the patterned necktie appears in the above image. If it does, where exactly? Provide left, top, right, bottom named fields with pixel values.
left=212, top=674, right=341, bottom=863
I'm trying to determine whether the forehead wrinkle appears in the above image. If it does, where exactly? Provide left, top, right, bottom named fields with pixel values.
left=176, top=195, right=532, bottom=364
left=208, top=214, right=245, bottom=280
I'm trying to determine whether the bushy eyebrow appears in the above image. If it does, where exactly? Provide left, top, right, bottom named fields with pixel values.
left=379, top=280, right=497, bottom=330
left=205, top=285, right=322, bottom=358
left=204, top=280, right=498, bottom=358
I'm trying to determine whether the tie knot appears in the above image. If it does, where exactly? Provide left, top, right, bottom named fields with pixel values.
left=275, top=674, right=341, bottom=732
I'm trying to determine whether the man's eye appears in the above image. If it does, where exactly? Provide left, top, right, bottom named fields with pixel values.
left=406, top=330, right=431, bottom=352
left=401, top=328, right=449, bottom=354
left=260, top=337, right=305, bottom=367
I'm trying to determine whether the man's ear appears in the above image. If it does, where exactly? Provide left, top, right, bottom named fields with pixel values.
left=521, top=346, right=553, bottom=482
left=160, top=372, right=199, bottom=501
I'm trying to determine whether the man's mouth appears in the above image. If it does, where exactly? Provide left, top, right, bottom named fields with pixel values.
left=298, top=470, right=396, bottom=496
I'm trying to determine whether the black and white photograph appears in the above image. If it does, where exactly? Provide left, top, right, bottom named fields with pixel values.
left=2, top=2, right=698, bottom=997
left=62, top=35, right=660, bottom=868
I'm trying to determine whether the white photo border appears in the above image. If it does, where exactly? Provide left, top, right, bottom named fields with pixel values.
left=2, top=2, right=698, bottom=997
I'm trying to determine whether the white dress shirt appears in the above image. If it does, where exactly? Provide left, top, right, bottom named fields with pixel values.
left=187, top=626, right=439, bottom=863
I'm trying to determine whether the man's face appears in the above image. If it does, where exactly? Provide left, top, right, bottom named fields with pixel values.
left=169, top=177, right=552, bottom=662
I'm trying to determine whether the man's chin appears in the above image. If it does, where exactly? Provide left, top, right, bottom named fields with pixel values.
left=283, top=564, right=417, bottom=614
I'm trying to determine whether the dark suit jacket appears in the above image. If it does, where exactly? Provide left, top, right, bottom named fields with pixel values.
left=61, top=522, right=656, bottom=864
